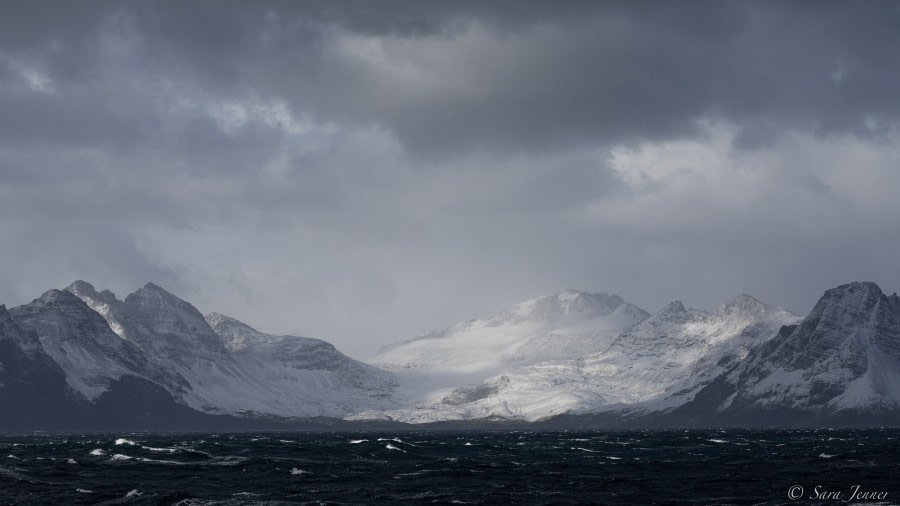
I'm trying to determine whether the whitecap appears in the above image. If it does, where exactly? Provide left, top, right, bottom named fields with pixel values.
left=141, top=445, right=178, bottom=453
left=76, top=488, right=94, bottom=494
left=89, top=449, right=106, bottom=456
left=115, top=438, right=137, bottom=446
left=378, top=437, right=417, bottom=447
left=290, top=468, right=310, bottom=475
left=126, top=489, right=142, bottom=498
left=394, top=471, right=423, bottom=478
left=110, top=454, right=133, bottom=461
left=67, top=458, right=78, bottom=465
left=574, top=447, right=599, bottom=453
left=464, top=442, right=472, bottom=446
left=708, top=439, right=727, bottom=444
left=278, top=440, right=295, bottom=444
left=606, top=456, right=622, bottom=460
left=385, top=444, right=406, bottom=452
left=6, top=454, right=18, bottom=460
left=349, top=439, right=368, bottom=444
left=819, top=453, right=834, bottom=458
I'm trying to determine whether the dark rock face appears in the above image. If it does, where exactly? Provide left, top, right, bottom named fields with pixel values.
left=9, top=289, right=189, bottom=400
left=767, top=282, right=894, bottom=371
left=659, top=282, right=900, bottom=426
left=68, top=280, right=234, bottom=366
left=0, top=305, right=79, bottom=430
left=441, top=379, right=508, bottom=406
left=120, top=283, right=233, bottom=365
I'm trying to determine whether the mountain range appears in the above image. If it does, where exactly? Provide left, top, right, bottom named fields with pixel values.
left=1, top=280, right=898, bottom=430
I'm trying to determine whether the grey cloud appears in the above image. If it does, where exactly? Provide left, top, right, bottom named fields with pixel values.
left=5, top=2, right=900, bottom=157
left=1, top=1, right=900, bottom=358
left=151, top=1, right=900, bottom=157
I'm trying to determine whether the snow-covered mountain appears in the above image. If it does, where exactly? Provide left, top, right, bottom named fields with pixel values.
left=64, top=281, right=399, bottom=417
left=370, top=289, right=649, bottom=404
left=689, top=282, right=900, bottom=423
left=9, top=289, right=186, bottom=400
left=359, top=294, right=800, bottom=423
left=3, top=279, right=899, bottom=429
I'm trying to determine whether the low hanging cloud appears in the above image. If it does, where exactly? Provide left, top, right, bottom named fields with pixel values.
left=1, top=1, right=900, bottom=358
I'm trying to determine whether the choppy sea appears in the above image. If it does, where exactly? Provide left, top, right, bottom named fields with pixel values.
left=1, top=429, right=898, bottom=505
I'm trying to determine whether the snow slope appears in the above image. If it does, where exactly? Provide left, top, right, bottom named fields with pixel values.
left=205, top=312, right=398, bottom=415
left=370, top=290, right=649, bottom=405
left=359, top=294, right=799, bottom=422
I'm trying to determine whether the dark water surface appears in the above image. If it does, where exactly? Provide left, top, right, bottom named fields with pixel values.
left=1, top=429, right=898, bottom=505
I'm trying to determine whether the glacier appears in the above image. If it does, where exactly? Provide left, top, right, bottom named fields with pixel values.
left=358, top=293, right=801, bottom=422
left=371, top=289, right=649, bottom=407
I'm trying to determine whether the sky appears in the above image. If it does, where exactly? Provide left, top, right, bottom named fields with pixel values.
left=2, top=1, right=900, bottom=359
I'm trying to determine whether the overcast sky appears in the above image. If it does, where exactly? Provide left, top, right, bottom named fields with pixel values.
left=2, top=1, right=899, bottom=358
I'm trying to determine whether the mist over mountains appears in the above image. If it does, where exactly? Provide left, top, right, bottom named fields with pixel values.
left=1, top=280, right=898, bottom=430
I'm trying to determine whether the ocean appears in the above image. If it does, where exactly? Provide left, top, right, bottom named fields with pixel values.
left=1, top=429, right=897, bottom=504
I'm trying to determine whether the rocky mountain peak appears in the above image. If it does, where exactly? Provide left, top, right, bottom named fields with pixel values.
left=717, top=293, right=795, bottom=321
left=503, top=289, right=631, bottom=324
left=11, top=289, right=114, bottom=339
left=565, top=291, right=625, bottom=315
left=720, top=293, right=765, bottom=312
left=30, top=289, right=89, bottom=309
left=130, top=282, right=176, bottom=301
left=820, top=281, right=884, bottom=308
left=624, top=300, right=704, bottom=331
left=658, top=300, right=688, bottom=318
left=124, top=283, right=204, bottom=321
left=120, top=282, right=231, bottom=364
left=689, top=281, right=900, bottom=418
left=66, top=280, right=98, bottom=297
left=66, top=280, right=119, bottom=305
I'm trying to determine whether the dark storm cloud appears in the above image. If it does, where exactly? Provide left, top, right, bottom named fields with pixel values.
left=115, top=0, right=900, bottom=157
left=1, top=1, right=900, bottom=357
left=4, top=1, right=900, bottom=155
